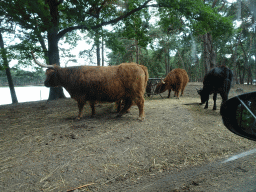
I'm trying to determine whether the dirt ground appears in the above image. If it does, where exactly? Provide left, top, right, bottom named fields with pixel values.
left=1, top=82, right=256, bottom=192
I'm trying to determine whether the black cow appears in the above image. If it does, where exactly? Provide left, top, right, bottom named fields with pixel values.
left=197, top=66, right=233, bottom=110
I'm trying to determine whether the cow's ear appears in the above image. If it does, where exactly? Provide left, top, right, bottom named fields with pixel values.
left=46, top=68, right=56, bottom=74
left=46, top=68, right=58, bottom=81
left=196, top=88, right=201, bottom=94
left=54, top=70, right=58, bottom=78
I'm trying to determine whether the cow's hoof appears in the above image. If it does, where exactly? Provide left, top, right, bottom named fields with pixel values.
left=116, top=114, right=122, bottom=118
left=138, top=117, right=145, bottom=121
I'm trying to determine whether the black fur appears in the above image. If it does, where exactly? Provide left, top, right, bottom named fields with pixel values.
left=197, top=66, right=233, bottom=110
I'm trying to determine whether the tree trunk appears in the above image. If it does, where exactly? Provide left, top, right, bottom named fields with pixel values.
left=46, top=0, right=65, bottom=100
left=95, top=31, right=101, bottom=66
left=96, top=43, right=101, bottom=66
left=241, top=65, right=245, bottom=84
left=47, top=31, right=66, bottom=100
left=36, top=30, right=49, bottom=62
left=135, top=39, right=139, bottom=64
left=102, top=36, right=104, bottom=66
left=165, top=48, right=168, bottom=76
left=254, top=24, right=256, bottom=83
left=0, top=29, right=18, bottom=104
left=200, top=0, right=221, bottom=77
left=232, top=40, right=239, bottom=84
left=202, top=33, right=216, bottom=74
left=177, top=49, right=185, bottom=69
left=247, top=63, right=252, bottom=84
left=232, top=32, right=243, bottom=84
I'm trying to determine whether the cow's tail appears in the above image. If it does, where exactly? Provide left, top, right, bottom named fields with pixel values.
left=229, top=69, right=233, bottom=83
left=140, top=65, right=149, bottom=89
left=225, top=68, right=233, bottom=98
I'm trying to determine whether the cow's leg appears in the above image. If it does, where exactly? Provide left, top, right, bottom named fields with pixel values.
left=181, top=87, right=184, bottom=96
left=89, top=101, right=96, bottom=117
left=220, top=91, right=227, bottom=105
left=77, top=101, right=85, bottom=119
left=168, top=89, right=171, bottom=98
left=117, top=100, right=131, bottom=113
left=125, top=100, right=132, bottom=112
left=176, top=91, right=180, bottom=99
left=204, top=100, right=208, bottom=109
left=135, top=96, right=145, bottom=120
left=213, top=93, right=217, bottom=110
left=116, top=100, right=121, bottom=113
left=117, top=98, right=132, bottom=118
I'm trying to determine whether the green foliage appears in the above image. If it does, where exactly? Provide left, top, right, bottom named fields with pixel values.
left=0, top=67, right=45, bottom=86
left=1, top=0, right=250, bottom=84
left=157, top=0, right=233, bottom=38
left=147, top=50, right=167, bottom=77
left=105, top=0, right=236, bottom=80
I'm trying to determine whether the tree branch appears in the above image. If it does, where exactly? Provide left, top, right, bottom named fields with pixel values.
left=57, top=0, right=64, bottom=6
left=57, top=0, right=152, bottom=40
left=218, top=1, right=226, bottom=11
left=212, top=0, right=218, bottom=8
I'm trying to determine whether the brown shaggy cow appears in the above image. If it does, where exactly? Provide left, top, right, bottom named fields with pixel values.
left=31, top=52, right=148, bottom=120
left=155, top=68, right=189, bottom=99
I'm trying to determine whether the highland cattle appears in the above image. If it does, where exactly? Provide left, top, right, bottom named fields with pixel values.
left=31, top=52, right=148, bottom=120
left=155, top=68, right=189, bottom=99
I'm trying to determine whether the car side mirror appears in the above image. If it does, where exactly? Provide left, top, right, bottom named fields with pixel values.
left=220, top=92, right=256, bottom=141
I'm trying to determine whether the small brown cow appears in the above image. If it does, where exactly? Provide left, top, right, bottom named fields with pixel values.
left=31, top=52, right=148, bottom=120
left=155, top=68, right=189, bottom=99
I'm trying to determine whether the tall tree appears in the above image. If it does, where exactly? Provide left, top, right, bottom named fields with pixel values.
left=201, top=0, right=230, bottom=73
left=152, top=0, right=233, bottom=76
left=0, top=19, right=18, bottom=104
left=1, top=0, right=153, bottom=100
left=1, top=0, right=233, bottom=101
left=226, top=0, right=256, bottom=84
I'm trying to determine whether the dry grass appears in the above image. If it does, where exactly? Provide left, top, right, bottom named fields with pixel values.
left=1, top=82, right=256, bottom=191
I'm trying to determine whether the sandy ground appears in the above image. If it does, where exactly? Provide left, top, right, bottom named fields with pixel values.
left=1, top=82, right=256, bottom=192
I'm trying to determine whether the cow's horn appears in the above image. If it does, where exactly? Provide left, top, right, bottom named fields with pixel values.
left=31, top=51, right=54, bottom=68
left=161, top=79, right=165, bottom=84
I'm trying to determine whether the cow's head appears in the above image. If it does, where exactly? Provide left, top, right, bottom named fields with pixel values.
left=155, top=79, right=166, bottom=94
left=197, top=88, right=209, bottom=104
left=44, top=67, right=61, bottom=87
left=31, top=51, right=61, bottom=87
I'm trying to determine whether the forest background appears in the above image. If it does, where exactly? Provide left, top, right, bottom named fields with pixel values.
left=0, top=0, right=255, bottom=103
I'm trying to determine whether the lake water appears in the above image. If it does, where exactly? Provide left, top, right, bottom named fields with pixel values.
left=0, top=86, right=70, bottom=106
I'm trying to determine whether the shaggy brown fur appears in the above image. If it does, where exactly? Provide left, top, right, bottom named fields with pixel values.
left=179, top=68, right=189, bottom=96
left=116, top=64, right=148, bottom=113
left=155, top=68, right=189, bottom=99
left=43, top=63, right=148, bottom=120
